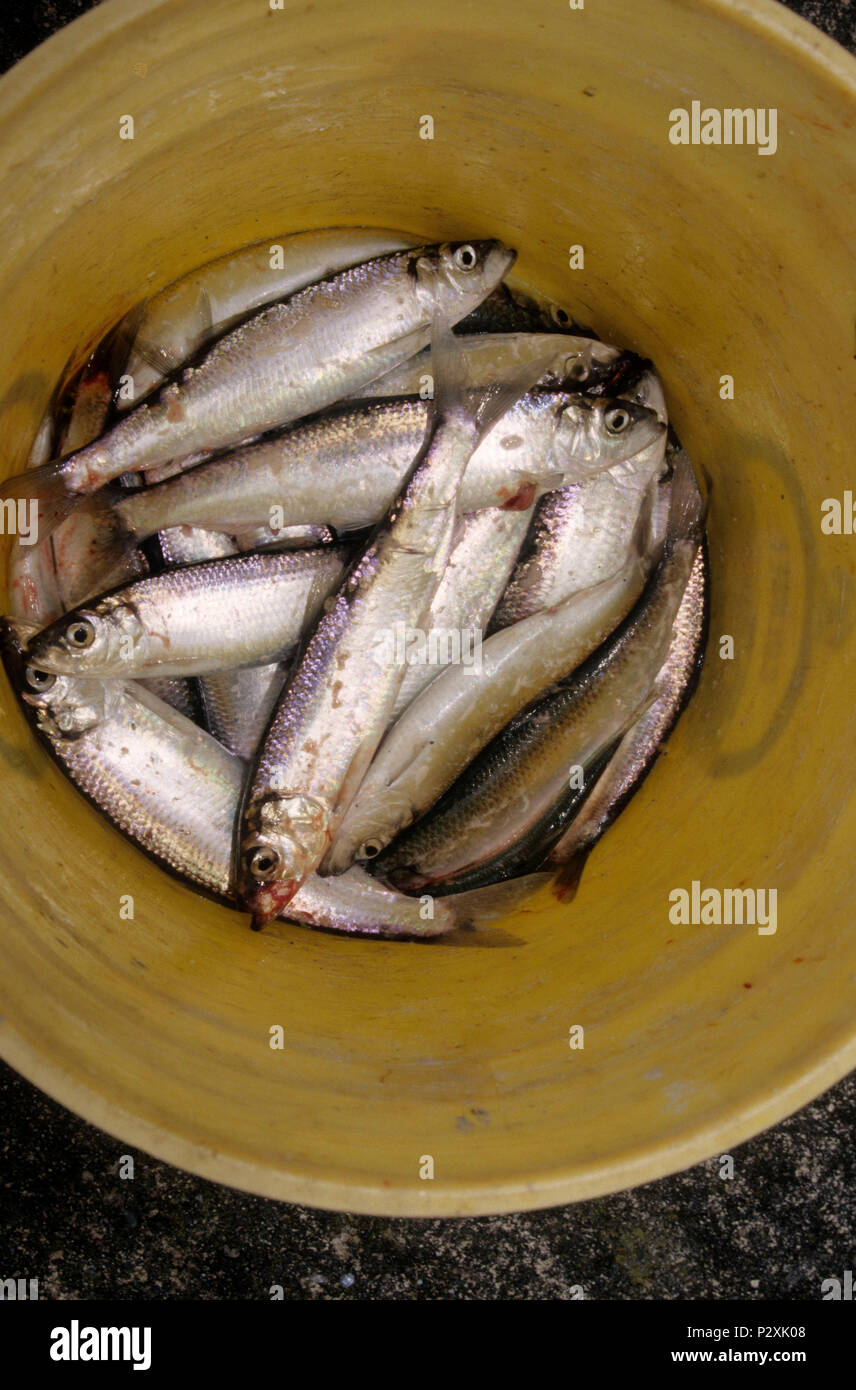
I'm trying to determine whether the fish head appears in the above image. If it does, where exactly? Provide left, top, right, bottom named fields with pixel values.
left=25, top=602, right=146, bottom=676
left=414, top=241, right=516, bottom=324
left=591, top=398, right=666, bottom=463
left=324, top=782, right=419, bottom=876
left=21, top=663, right=123, bottom=737
left=238, top=792, right=330, bottom=927
left=551, top=397, right=665, bottom=476
left=548, top=341, right=624, bottom=393
left=619, top=367, right=669, bottom=424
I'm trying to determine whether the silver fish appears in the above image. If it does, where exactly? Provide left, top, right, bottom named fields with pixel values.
left=20, top=666, right=243, bottom=897
left=112, top=391, right=663, bottom=540
left=282, top=864, right=454, bottom=938
left=376, top=733, right=625, bottom=896
left=376, top=453, right=705, bottom=892
left=119, top=227, right=419, bottom=406
left=327, top=540, right=650, bottom=873
left=4, top=241, right=513, bottom=502
left=353, top=332, right=623, bottom=398
left=547, top=536, right=709, bottom=899
left=491, top=369, right=670, bottom=628
left=9, top=347, right=137, bottom=626
left=10, top=645, right=455, bottom=935
left=235, top=330, right=546, bottom=925
left=147, top=525, right=269, bottom=746
left=26, top=546, right=347, bottom=679
left=390, top=506, right=533, bottom=720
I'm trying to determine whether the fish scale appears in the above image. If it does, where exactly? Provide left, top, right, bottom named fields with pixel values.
left=147, top=525, right=287, bottom=757
left=7, top=648, right=456, bottom=936
left=26, top=547, right=348, bottom=680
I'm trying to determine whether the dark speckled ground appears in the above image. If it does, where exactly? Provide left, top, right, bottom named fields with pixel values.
left=2, top=1062, right=855, bottom=1299
left=0, top=0, right=854, bottom=1300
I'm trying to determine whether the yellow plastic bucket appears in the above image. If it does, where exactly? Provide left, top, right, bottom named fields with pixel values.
left=0, top=0, right=854, bottom=1215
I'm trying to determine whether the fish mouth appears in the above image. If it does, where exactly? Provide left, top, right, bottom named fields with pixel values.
left=22, top=648, right=83, bottom=677
left=485, top=242, right=517, bottom=282
left=245, top=879, right=301, bottom=930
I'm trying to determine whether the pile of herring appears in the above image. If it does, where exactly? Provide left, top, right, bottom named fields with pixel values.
left=2, top=230, right=708, bottom=938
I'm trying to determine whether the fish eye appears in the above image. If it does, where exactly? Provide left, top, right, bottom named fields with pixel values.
left=566, top=358, right=589, bottom=383
left=453, top=244, right=478, bottom=272
left=359, top=838, right=383, bottom=859
left=604, top=406, right=632, bottom=434
left=248, top=845, right=281, bottom=880
left=25, top=667, right=56, bottom=692
left=551, top=305, right=571, bottom=326
left=65, top=618, right=96, bottom=649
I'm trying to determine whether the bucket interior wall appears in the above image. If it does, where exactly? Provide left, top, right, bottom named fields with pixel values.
left=0, top=0, right=854, bottom=1214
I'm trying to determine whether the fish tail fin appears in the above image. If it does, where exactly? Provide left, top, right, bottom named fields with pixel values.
left=0, top=459, right=81, bottom=541
left=107, top=300, right=148, bottom=377
left=445, top=871, right=555, bottom=926
left=49, top=483, right=147, bottom=596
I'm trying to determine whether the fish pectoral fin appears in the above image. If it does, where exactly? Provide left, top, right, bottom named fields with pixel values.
left=520, top=468, right=565, bottom=493
left=130, top=335, right=188, bottom=380
left=195, top=283, right=215, bottom=338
